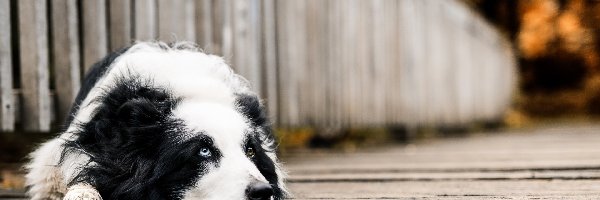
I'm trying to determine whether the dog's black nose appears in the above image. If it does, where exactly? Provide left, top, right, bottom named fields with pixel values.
left=246, top=182, right=273, bottom=200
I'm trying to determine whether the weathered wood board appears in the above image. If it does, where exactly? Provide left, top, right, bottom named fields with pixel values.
left=0, top=0, right=14, bottom=131
left=108, top=0, right=132, bottom=51
left=81, top=0, right=108, bottom=73
left=283, top=125, right=600, bottom=199
left=50, top=0, right=80, bottom=127
left=17, top=0, right=51, bottom=132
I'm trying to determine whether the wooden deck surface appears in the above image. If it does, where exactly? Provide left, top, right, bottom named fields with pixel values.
left=283, top=125, right=600, bottom=199
left=2, top=124, right=600, bottom=199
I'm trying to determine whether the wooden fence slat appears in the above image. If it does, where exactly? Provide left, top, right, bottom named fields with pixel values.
left=50, top=0, right=81, bottom=127
left=249, top=0, right=262, bottom=97
left=108, top=0, right=132, bottom=50
left=329, top=0, right=342, bottom=127
left=356, top=0, right=372, bottom=125
left=157, top=0, right=195, bottom=42
left=133, top=0, right=157, bottom=40
left=221, top=0, right=233, bottom=58
left=210, top=0, right=224, bottom=55
left=315, top=1, right=328, bottom=126
left=195, top=0, right=213, bottom=51
left=261, top=0, right=278, bottom=123
left=306, top=0, right=322, bottom=125
left=18, top=0, right=51, bottom=132
left=0, top=0, right=14, bottom=131
left=371, top=0, right=385, bottom=125
left=290, top=0, right=307, bottom=126
left=341, top=0, right=353, bottom=125
left=275, top=0, right=289, bottom=125
left=231, top=0, right=262, bottom=98
left=82, top=0, right=108, bottom=73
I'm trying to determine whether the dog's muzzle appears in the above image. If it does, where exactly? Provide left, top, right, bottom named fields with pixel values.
left=246, top=181, right=273, bottom=200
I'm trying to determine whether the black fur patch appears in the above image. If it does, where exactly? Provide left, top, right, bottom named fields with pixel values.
left=244, top=134, right=282, bottom=199
left=236, top=94, right=283, bottom=199
left=236, top=94, right=269, bottom=128
left=64, top=76, right=221, bottom=199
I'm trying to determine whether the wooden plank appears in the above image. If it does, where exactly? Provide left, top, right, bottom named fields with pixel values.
left=231, top=0, right=262, bottom=95
left=275, top=0, right=290, bottom=126
left=371, top=0, right=387, bottom=125
left=340, top=0, right=352, bottom=126
left=230, top=0, right=247, bottom=72
left=0, top=0, right=14, bottom=131
left=260, top=0, right=278, bottom=123
left=18, top=0, right=51, bottom=132
left=206, top=0, right=233, bottom=57
left=329, top=0, right=342, bottom=128
left=82, top=0, right=108, bottom=73
left=291, top=0, right=307, bottom=126
left=133, top=0, right=157, bottom=41
left=289, top=170, right=600, bottom=182
left=220, top=0, right=233, bottom=58
left=439, top=1, right=458, bottom=125
left=247, top=0, right=262, bottom=96
left=157, top=0, right=195, bottom=42
left=306, top=0, right=323, bottom=126
left=210, top=0, right=224, bottom=55
left=275, top=0, right=305, bottom=126
left=356, top=0, right=371, bottom=126
left=108, top=0, right=132, bottom=50
left=289, top=180, right=600, bottom=199
left=284, top=125, right=600, bottom=198
left=284, top=125, right=600, bottom=169
left=50, top=0, right=81, bottom=128
left=317, top=1, right=330, bottom=127
left=195, top=0, right=213, bottom=51
left=289, top=0, right=307, bottom=126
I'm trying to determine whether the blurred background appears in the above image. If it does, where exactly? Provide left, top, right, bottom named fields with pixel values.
left=1, top=0, right=600, bottom=194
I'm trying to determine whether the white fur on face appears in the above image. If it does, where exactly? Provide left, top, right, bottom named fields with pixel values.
left=173, top=102, right=268, bottom=200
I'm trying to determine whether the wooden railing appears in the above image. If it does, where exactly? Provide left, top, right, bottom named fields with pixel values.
left=0, top=0, right=516, bottom=133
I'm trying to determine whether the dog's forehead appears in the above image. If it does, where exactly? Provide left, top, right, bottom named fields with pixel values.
left=173, top=102, right=250, bottom=150
left=66, top=44, right=252, bottom=133
left=117, top=51, right=237, bottom=105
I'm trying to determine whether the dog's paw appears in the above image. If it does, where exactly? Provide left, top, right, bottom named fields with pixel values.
left=63, top=184, right=102, bottom=200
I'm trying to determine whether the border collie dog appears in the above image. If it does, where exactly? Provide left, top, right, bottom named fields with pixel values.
left=25, top=42, right=287, bottom=200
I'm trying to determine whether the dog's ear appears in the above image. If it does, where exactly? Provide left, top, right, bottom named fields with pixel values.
left=236, top=93, right=268, bottom=127
left=100, top=77, right=176, bottom=127
left=73, top=78, right=178, bottom=152
left=65, top=79, right=191, bottom=199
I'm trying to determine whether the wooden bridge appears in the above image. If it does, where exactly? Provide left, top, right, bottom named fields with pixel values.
left=284, top=124, right=600, bottom=199
left=2, top=124, right=600, bottom=199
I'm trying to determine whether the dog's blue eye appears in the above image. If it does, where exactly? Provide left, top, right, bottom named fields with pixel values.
left=199, top=147, right=212, bottom=158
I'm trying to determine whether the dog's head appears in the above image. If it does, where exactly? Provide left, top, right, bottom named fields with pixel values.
left=61, top=42, right=286, bottom=200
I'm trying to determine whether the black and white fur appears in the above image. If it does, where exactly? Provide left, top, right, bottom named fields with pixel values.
left=25, top=42, right=287, bottom=200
